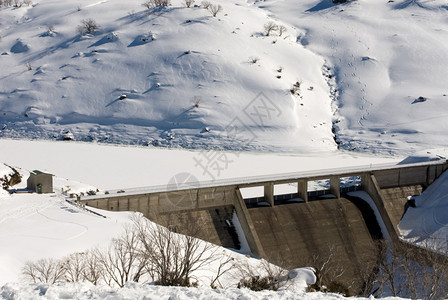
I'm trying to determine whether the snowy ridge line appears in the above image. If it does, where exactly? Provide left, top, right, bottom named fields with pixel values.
left=80, top=159, right=447, bottom=200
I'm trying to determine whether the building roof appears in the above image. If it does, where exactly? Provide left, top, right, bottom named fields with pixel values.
left=30, top=170, right=53, bottom=176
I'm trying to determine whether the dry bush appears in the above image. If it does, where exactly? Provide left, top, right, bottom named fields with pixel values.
left=306, top=244, right=347, bottom=294
left=201, top=0, right=210, bottom=9
left=290, top=81, right=302, bottom=96
left=375, top=238, right=448, bottom=299
left=264, top=21, right=278, bottom=36
left=235, top=259, right=288, bottom=291
left=133, top=214, right=222, bottom=287
left=77, top=19, right=100, bottom=35
left=279, top=25, right=287, bottom=37
left=142, top=0, right=170, bottom=9
left=21, top=213, right=236, bottom=288
left=207, top=3, right=222, bottom=17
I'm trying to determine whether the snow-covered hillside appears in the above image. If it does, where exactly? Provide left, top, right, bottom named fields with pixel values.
left=257, top=0, right=448, bottom=154
left=0, top=0, right=335, bottom=152
left=1, top=0, right=448, bottom=154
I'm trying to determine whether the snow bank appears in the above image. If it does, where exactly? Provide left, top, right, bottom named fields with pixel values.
left=0, top=281, right=365, bottom=300
left=399, top=170, right=448, bottom=248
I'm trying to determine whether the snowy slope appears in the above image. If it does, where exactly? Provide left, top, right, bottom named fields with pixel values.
left=255, top=0, right=448, bottom=154
left=399, top=168, right=448, bottom=248
left=1, top=0, right=447, bottom=155
left=0, top=0, right=335, bottom=152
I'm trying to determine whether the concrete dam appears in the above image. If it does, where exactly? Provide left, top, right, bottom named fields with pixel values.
left=80, top=160, right=448, bottom=293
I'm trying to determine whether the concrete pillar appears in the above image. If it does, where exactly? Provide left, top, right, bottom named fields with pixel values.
left=330, top=176, right=340, bottom=198
left=233, top=188, right=267, bottom=258
left=297, top=179, right=308, bottom=202
left=264, top=183, right=274, bottom=207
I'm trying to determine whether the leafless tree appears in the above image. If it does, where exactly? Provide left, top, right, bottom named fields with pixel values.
left=63, top=252, right=87, bottom=282
left=201, top=0, right=210, bottom=9
left=22, top=258, right=65, bottom=284
left=306, top=244, right=346, bottom=293
left=96, top=224, right=147, bottom=287
left=133, top=214, right=220, bottom=287
left=82, top=250, right=103, bottom=285
left=278, top=25, right=287, bottom=37
left=376, top=237, right=448, bottom=299
left=264, top=21, right=278, bottom=36
left=207, top=4, right=222, bottom=17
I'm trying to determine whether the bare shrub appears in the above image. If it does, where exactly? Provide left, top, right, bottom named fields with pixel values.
left=236, top=259, right=288, bottom=291
left=209, top=254, right=234, bottom=289
left=21, top=213, right=236, bottom=288
left=77, top=19, right=100, bottom=35
left=184, top=0, right=194, bottom=8
left=264, top=21, right=278, bottom=36
left=142, top=0, right=170, bottom=9
left=375, top=238, right=448, bottom=299
left=133, top=214, right=221, bottom=287
left=47, top=25, right=55, bottom=33
left=208, top=4, right=222, bottom=17
left=279, top=25, right=287, bottom=36
left=249, top=57, right=259, bottom=64
left=96, top=224, right=147, bottom=287
left=25, top=62, right=32, bottom=71
left=306, top=244, right=346, bottom=294
left=290, top=81, right=302, bottom=96
left=22, top=258, right=65, bottom=284
left=201, top=0, right=210, bottom=9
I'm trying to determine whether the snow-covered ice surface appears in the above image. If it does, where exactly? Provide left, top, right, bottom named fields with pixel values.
left=0, top=139, right=402, bottom=191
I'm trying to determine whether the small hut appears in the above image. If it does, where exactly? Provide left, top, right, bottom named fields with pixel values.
left=27, top=170, right=53, bottom=194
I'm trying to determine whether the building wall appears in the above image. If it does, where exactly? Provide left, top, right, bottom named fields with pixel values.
left=27, top=174, right=53, bottom=193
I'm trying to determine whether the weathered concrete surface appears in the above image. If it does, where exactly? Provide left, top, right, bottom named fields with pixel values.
left=380, top=185, right=423, bottom=230
left=248, top=198, right=379, bottom=293
left=153, top=205, right=239, bottom=249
